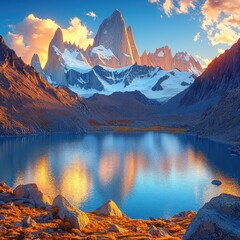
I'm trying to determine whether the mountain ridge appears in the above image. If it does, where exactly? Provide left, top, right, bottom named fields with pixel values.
left=36, top=10, right=202, bottom=78
left=0, top=35, right=90, bottom=135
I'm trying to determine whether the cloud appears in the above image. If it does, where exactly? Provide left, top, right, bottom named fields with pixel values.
left=148, top=0, right=159, bottom=3
left=218, top=48, right=225, bottom=54
left=7, top=14, right=94, bottom=67
left=194, top=32, right=200, bottom=42
left=177, top=0, right=196, bottom=14
left=86, top=11, right=97, bottom=20
left=201, top=0, right=240, bottom=45
left=163, top=0, right=175, bottom=16
left=195, top=54, right=211, bottom=68
left=152, top=0, right=196, bottom=16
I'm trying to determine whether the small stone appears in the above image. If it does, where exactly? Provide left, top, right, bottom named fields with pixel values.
left=22, top=216, right=37, bottom=227
left=95, top=200, right=123, bottom=217
left=132, top=226, right=140, bottom=232
left=211, top=180, right=222, bottom=186
left=149, top=225, right=171, bottom=237
left=0, top=215, right=5, bottom=220
left=107, top=224, right=128, bottom=233
left=173, top=210, right=195, bottom=219
left=44, top=228, right=55, bottom=234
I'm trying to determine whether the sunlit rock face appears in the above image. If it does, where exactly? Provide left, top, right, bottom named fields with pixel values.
left=44, top=28, right=66, bottom=85
left=140, top=48, right=203, bottom=76
left=173, top=52, right=203, bottom=76
left=145, top=46, right=173, bottom=70
left=86, top=10, right=139, bottom=68
left=30, top=53, right=45, bottom=77
left=127, top=26, right=141, bottom=65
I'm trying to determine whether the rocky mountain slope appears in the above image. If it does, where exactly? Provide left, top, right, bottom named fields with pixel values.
left=192, top=89, right=240, bottom=141
left=0, top=36, right=90, bottom=135
left=179, top=38, right=240, bottom=141
left=181, top=39, right=240, bottom=106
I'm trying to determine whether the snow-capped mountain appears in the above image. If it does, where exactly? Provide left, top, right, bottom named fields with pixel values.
left=31, top=10, right=202, bottom=102
left=40, top=10, right=202, bottom=75
left=37, top=35, right=195, bottom=102
left=68, top=64, right=195, bottom=102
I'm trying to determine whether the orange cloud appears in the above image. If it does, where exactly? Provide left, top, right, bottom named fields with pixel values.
left=201, top=0, right=240, bottom=45
left=156, top=0, right=196, bottom=16
left=7, top=14, right=94, bottom=67
left=177, top=0, right=196, bottom=14
left=195, top=54, right=211, bottom=69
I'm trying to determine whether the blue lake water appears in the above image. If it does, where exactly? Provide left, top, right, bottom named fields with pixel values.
left=0, top=132, right=240, bottom=219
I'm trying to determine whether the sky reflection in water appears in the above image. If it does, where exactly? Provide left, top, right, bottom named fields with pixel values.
left=0, top=132, right=240, bottom=219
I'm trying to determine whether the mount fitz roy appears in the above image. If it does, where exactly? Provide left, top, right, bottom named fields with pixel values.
left=31, top=10, right=202, bottom=102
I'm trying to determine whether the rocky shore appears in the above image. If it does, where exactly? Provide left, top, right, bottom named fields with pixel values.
left=0, top=182, right=239, bottom=239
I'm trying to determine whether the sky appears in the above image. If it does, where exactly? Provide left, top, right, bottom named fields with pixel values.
left=0, top=0, right=239, bottom=68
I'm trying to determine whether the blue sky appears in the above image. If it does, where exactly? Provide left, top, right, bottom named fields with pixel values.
left=0, top=0, right=238, bottom=67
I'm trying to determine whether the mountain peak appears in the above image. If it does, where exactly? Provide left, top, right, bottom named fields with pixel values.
left=112, top=9, right=122, bottom=18
left=31, top=53, right=44, bottom=75
left=51, top=28, right=64, bottom=52
left=0, top=35, right=25, bottom=69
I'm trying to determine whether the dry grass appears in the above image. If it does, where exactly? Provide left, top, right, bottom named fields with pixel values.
left=0, top=184, right=195, bottom=239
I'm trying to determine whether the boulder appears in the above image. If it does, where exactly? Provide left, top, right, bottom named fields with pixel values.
left=22, top=216, right=37, bottom=227
left=52, top=195, right=89, bottom=230
left=107, top=224, right=128, bottom=233
left=183, top=194, right=240, bottom=240
left=13, top=184, right=51, bottom=208
left=211, top=180, right=222, bottom=186
left=95, top=200, right=123, bottom=217
left=149, top=225, right=171, bottom=237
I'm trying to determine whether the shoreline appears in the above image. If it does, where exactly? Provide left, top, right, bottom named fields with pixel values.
left=0, top=182, right=196, bottom=239
left=1, top=182, right=239, bottom=239
left=0, top=126, right=239, bottom=150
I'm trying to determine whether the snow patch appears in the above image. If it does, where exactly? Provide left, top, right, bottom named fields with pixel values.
left=91, top=45, right=116, bottom=61
left=158, top=51, right=164, bottom=57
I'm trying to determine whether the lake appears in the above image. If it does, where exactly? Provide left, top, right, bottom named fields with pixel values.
left=0, top=132, right=240, bottom=219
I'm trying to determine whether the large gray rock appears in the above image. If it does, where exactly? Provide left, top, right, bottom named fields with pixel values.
left=52, top=195, right=89, bottom=230
left=184, top=194, right=240, bottom=240
left=13, top=184, right=51, bottom=208
left=95, top=200, right=123, bottom=217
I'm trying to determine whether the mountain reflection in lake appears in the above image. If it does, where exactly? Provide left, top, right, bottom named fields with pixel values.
left=0, top=132, right=240, bottom=219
